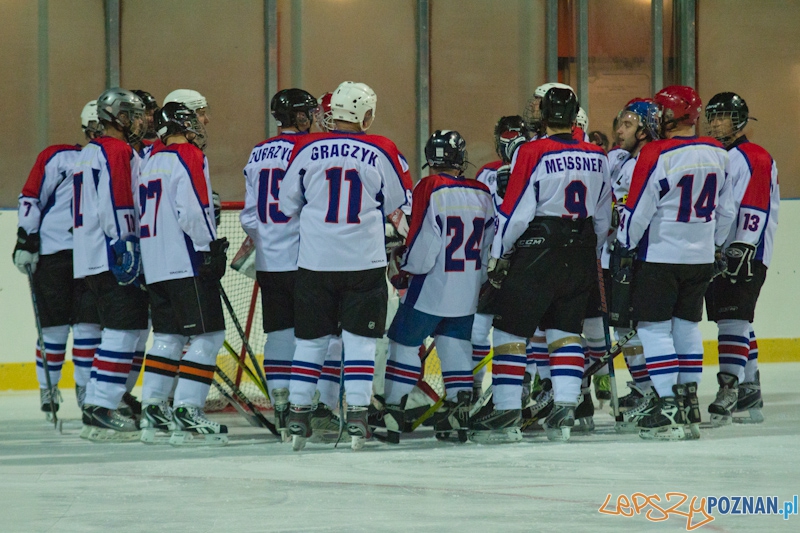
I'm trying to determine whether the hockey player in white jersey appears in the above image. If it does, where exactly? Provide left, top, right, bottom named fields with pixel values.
left=471, top=88, right=611, bottom=443
left=471, top=116, right=529, bottom=397
left=703, top=92, right=779, bottom=425
left=382, top=130, right=494, bottom=444
left=615, top=85, right=735, bottom=441
left=137, top=102, right=229, bottom=444
left=607, top=98, right=660, bottom=431
left=13, top=101, right=104, bottom=419
left=241, top=88, right=344, bottom=440
left=73, top=88, right=150, bottom=441
left=279, top=81, right=413, bottom=451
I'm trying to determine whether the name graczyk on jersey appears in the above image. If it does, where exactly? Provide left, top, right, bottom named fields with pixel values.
left=310, top=143, right=379, bottom=167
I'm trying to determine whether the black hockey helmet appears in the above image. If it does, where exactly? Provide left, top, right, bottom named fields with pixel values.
left=132, top=90, right=159, bottom=110
left=270, top=89, right=318, bottom=129
left=494, top=115, right=530, bottom=163
left=155, top=102, right=206, bottom=150
left=540, top=87, right=579, bottom=128
left=705, top=92, right=751, bottom=144
left=423, top=130, right=468, bottom=173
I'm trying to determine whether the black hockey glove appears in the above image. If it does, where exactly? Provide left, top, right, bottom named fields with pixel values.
left=13, top=227, right=40, bottom=274
left=212, top=190, right=221, bottom=227
left=712, top=246, right=726, bottom=279
left=199, top=238, right=229, bottom=281
left=487, top=253, right=512, bottom=290
left=495, top=164, right=511, bottom=199
left=723, top=241, right=756, bottom=283
left=609, top=240, right=636, bottom=281
left=501, top=135, right=527, bottom=164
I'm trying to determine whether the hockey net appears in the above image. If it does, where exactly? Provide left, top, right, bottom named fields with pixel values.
left=207, top=202, right=447, bottom=414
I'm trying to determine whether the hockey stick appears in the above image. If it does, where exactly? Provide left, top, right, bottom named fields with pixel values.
left=222, top=340, right=271, bottom=402
left=411, top=349, right=494, bottom=431
left=217, top=281, right=270, bottom=397
left=215, top=365, right=279, bottom=435
left=210, top=380, right=261, bottom=428
left=26, top=266, right=57, bottom=427
left=596, top=259, right=622, bottom=422
left=583, top=328, right=636, bottom=380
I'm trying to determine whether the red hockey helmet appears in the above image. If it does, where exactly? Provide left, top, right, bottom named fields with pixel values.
left=314, top=92, right=334, bottom=132
left=654, top=85, right=702, bottom=130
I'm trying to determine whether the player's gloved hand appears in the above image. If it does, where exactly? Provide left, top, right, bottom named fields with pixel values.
left=610, top=240, right=635, bottom=281
left=712, top=245, right=726, bottom=279
left=495, top=164, right=511, bottom=199
left=610, top=203, right=622, bottom=229
left=199, top=238, right=229, bottom=281
left=212, top=191, right=221, bottom=227
left=110, top=235, right=142, bottom=286
left=13, top=228, right=40, bottom=274
left=723, top=241, right=756, bottom=283
left=501, top=135, right=527, bottom=164
left=487, top=254, right=512, bottom=289
left=390, top=270, right=411, bottom=290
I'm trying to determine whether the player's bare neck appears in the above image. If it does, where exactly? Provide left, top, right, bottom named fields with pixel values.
left=666, top=124, right=695, bottom=139
left=333, top=121, right=363, bottom=133
left=165, top=134, right=189, bottom=146
left=546, top=125, right=572, bottom=136
left=103, top=124, right=126, bottom=141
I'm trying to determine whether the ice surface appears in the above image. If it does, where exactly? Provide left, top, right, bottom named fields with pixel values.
left=1, top=364, right=798, bottom=532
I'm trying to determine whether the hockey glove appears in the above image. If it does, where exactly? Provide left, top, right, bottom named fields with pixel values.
left=199, top=238, right=229, bottom=281
left=212, top=190, right=221, bottom=227
left=712, top=245, right=727, bottom=279
left=724, top=241, right=756, bottom=283
left=495, top=164, right=511, bottom=199
left=501, top=135, right=527, bottom=164
left=110, top=236, right=142, bottom=286
left=487, top=255, right=512, bottom=289
left=390, top=270, right=411, bottom=290
left=609, top=240, right=636, bottom=281
left=13, top=228, right=40, bottom=274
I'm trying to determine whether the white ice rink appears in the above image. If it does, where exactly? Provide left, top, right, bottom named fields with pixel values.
left=1, top=364, right=798, bottom=533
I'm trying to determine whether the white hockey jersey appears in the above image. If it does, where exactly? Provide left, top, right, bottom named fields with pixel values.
left=620, top=136, right=735, bottom=264
left=493, top=135, right=612, bottom=258
left=241, top=132, right=305, bottom=272
left=18, top=145, right=82, bottom=255
left=73, top=137, right=140, bottom=278
left=138, top=143, right=217, bottom=284
left=279, top=131, right=413, bottom=271
left=723, top=137, right=780, bottom=267
left=475, top=160, right=503, bottom=213
left=600, top=153, right=636, bottom=268
left=400, top=173, right=495, bottom=317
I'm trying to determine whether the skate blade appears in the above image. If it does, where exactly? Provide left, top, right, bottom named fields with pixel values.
left=309, top=429, right=340, bottom=444
left=572, top=417, right=595, bottom=433
left=140, top=428, right=174, bottom=444
left=709, top=414, right=732, bottom=428
left=544, top=426, right=572, bottom=442
left=685, top=423, right=701, bottom=440
left=84, top=426, right=141, bottom=442
left=292, top=435, right=308, bottom=451
left=351, top=436, right=366, bottom=451
left=732, top=409, right=764, bottom=424
left=615, top=421, right=641, bottom=434
left=169, top=431, right=228, bottom=447
left=468, top=427, right=523, bottom=444
left=639, top=425, right=686, bottom=441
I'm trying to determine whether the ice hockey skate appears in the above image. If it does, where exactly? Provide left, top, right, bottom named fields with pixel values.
left=520, top=378, right=553, bottom=430
left=310, top=404, right=342, bottom=443
left=118, top=392, right=142, bottom=420
left=433, top=391, right=471, bottom=443
left=708, top=372, right=738, bottom=427
left=617, top=381, right=645, bottom=413
left=80, top=405, right=141, bottom=442
left=40, top=386, right=61, bottom=422
left=378, top=396, right=406, bottom=445
left=139, top=401, right=176, bottom=444
left=468, top=405, right=523, bottom=444
left=733, top=370, right=764, bottom=423
left=683, top=381, right=702, bottom=439
left=75, top=384, right=86, bottom=409
left=288, top=405, right=313, bottom=451
left=615, top=390, right=657, bottom=433
left=272, top=387, right=290, bottom=442
left=638, top=385, right=687, bottom=441
left=346, top=406, right=372, bottom=451
left=170, top=406, right=228, bottom=446
left=573, top=387, right=595, bottom=433
left=542, top=402, right=576, bottom=442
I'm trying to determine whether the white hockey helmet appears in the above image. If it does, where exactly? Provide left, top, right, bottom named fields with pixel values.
left=534, top=82, right=575, bottom=99
left=81, top=99, right=104, bottom=138
left=164, top=89, right=208, bottom=111
left=576, top=107, right=588, bottom=130
left=330, top=82, right=377, bottom=128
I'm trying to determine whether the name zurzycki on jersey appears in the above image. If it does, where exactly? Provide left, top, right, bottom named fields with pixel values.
left=18, top=145, right=82, bottom=255
left=401, top=173, right=495, bottom=317
left=279, top=131, right=413, bottom=271
left=73, top=137, right=140, bottom=278
left=723, top=137, right=780, bottom=266
left=493, top=136, right=612, bottom=258
left=240, top=132, right=304, bottom=272
left=620, top=136, right=735, bottom=264
left=138, top=143, right=217, bottom=284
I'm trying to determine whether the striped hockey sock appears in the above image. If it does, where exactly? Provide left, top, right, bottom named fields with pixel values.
left=341, top=330, right=376, bottom=407
left=71, top=323, right=101, bottom=387
left=263, top=328, right=295, bottom=395
left=317, top=335, right=343, bottom=408
left=491, top=329, right=527, bottom=410
left=673, top=318, right=704, bottom=385
left=744, top=326, right=759, bottom=383
left=174, top=331, right=225, bottom=408
left=384, top=342, right=421, bottom=405
left=36, top=325, right=69, bottom=389
left=637, top=320, right=678, bottom=398
left=547, top=329, right=584, bottom=404
left=717, top=319, right=750, bottom=383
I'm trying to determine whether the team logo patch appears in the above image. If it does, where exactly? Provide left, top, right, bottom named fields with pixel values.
left=368, top=321, right=375, bottom=329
